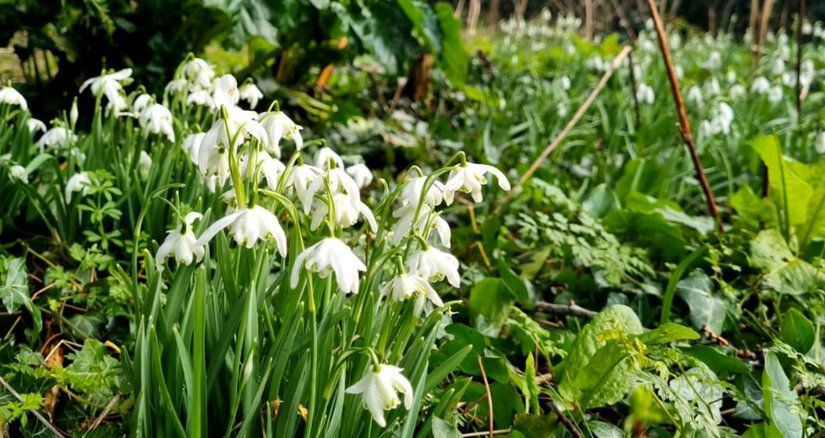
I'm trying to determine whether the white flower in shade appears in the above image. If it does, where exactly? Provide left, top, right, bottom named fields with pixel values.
left=309, top=193, right=377, bottom=232
left=155, top=212, right=204, bottom=270
left=196, top=205, right=287, bottom=254
left=767, top=86, right=783, bottom=103
left=815, top=132, right=825, bottom=155
left=183, top=132, right=206, bottom=164
left=138, top=150, right=152, bottom=180
left=65, top=172, right=91, bottom=202
left=259, top=111, right=303, bottom=155
left=0, top=86, right=27, bottom=110
left=399, top=176, right=444, bottom=207
left=729, top=84, right=746, bottom=100
left=241, top=153, right=286, bottom=190
left=391, top=204, right=450, bottom=247
left=9, top=165, right=28, bottom=183
left=686, top=86, right=703, bottom=104
left=315, top=147, right=344, bottom=169
left=36, top=127, right=77, bottom=151
left=346, top=163, right=373, bottom=189
left=212, top=74, right=240, bottom=109
left=799, top=60, right=815, bottom=89
left=290, top=237, right=366, bottom=294
left=284, top=164, right=322, bottom=209
left=70, top=99, right=78, bottom=126
left=80, top=69, right=131, bottom=112
left=636, top=83, right=655, bottom=104
left=239, top=83, right=263, bottom=108
left=26, top=118, right=46, bottom=134
left=165, top=79, right=188, bottom=95
left=300, top=166, right=361, bottom=213
left=406, top=246, right=460, bottom=287
left=346, top=364, right=413, bottom=428
left=183, top=58, right=215, bottom=89
left=704, top=78, right=721, bottom=96
left=381, top=274, right=442, bottom=306
left=443, top=162, right=510, bottom=205
left=132, top=93, right=153, bottom=114
left=751, top=76, right=770, bottom=93
left=139, top=103, right=175, bottom=141
left=202, top=105, right=266, bottom=151
left=186, top=91, right=213, bottom=108
left=558, top=76, right=571, bottom=91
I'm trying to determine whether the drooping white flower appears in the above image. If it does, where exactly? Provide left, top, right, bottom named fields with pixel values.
left=132, top=93, right=154, bottom=114
left=36, top=127, right=77, bottom=151
left=0, top=86, right=27, bottom=110
left=686, top=86, right=703, bottom=104
left=381, top=274, right=443, bottom=306
left=259, top=111, right=303, bottom=155
left=243, top=153, right=286, bottom=190
left=65, top=172, right=91, bottom=203
left=399, top=176, right=444, bottom=208
left=300, top=166, right=361, bottom=213
left=558, top=76, right=571, bottom=91
left=139, top=103, right=175, bottom=141
left=196, top=205, right=287, bottom=254
left=315, top=147, right=344, bottom=169
left=165, top=79, right=189, bottom=95
left=767, top=86, right=783, bottom=103
left=79, top=69, right=131, bottom=112
left=815, top=132, right=825, bottom=155
left=391, top=204, right=450, bottom=247
left=729, top=84, right=746, bottom=100
left=182, top=58, right=215, bottom=90
left=346, top=364, right=413, bottom=427
left=309, top=193, right=377, bottom=232
left=186, top=90, right=214, bottom=108
left=70, top=99, right=78, bottom=126
left=183, top=132, right=206, bottom=164
left=239, top=83, right=263, bottom=109
left=751, top=76, right=771, bottom=93
left=346, top=163, right=373, bottom=189
left=443, top=162, right=510, bottom=205
left=284, top=164, right=322, bottom=210
left=290, top=237, right=366, bottom=294
left=8, top=165, right=28, bottom=183
left=197, top=107, right=266, bottom=182
left=139, top=150, right=153, bottom=180
left=212, top=74, right=240, bottom=109
left=406, top=246, right=460, bottom=287
left=155, top=212, right=204, bottom=270
left=636, top=83, right=655, bottom=105
left=26, top=118, right=46, bottom=134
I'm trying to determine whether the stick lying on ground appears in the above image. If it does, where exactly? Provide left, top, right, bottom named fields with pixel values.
left=495, top=45, right=632, bottom=213
left=645, top=0, right=720, bottom=225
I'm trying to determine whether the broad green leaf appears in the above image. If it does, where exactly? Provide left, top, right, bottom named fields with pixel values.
left=750, top=135, right=813, bottom=229
left=750, top=229, right=820, bottom=295
left=779, top=309, right=815, bottom=354
left=730, top=186, right=778, bottom=230
left=1, top=257, right=41, bottom=335
left=588, top=420, right=624, bottom=438
left=637, top=322, right=699, bottom=345
left=677, top=269, right=727, bottom=333
left=762, top=353, right=803, bottom=438
left=512, top=413, right=558, bottom=438
left=434, top=2, right=468, bottom=85
left=469, top=277, right=515, bottom=328
left=431, top=417, right=462, bottom=438
left=683, top=346, right=750, bottom=376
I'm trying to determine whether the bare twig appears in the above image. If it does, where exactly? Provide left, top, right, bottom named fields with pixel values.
left=535, top=301, right=597, bottom=319
left=628, top=52, right=642, bottom=127
left=462, top=429, right=512, bottom=437
left=757, top=0, right=775, bottom=66
left=0, top=376, right=66, bottom=437
left=477, top=355, right=494, bottom=438
left=645, top=0, right=720, bottom=224
left=749, top=0, right=761, bottom=68
left=495, top=45, right=632, bottom=212
left=547, top=397, right=583, bottom=438
left=795, top=0, right=806, bottom=117
left=87, top=392, right=122, bottom=432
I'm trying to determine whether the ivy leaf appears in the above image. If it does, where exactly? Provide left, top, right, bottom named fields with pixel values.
left=1, top=257, right=41, bottom=335
left=677, top=269, right=727, bottom=333
left=762, top=353, right=803, bottom=438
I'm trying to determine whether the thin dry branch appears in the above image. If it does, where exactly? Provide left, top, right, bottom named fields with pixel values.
left=0, top=376, right=66, bottom=437
left=477, top=355, right=494, bottom=438
left=495, top=45, right=632, bottom=212
left=796, top=0, right=806, bottom=116
left=536, top=301, right=598, bottom=319
left=645, top=0, right=720, bottom=224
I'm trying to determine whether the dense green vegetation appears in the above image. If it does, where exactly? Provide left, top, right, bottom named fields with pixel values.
left=0, top=3, right=824, bottom=437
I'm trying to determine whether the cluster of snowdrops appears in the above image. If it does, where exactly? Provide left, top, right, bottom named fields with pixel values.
left=0, top=57, right=510, bottom=428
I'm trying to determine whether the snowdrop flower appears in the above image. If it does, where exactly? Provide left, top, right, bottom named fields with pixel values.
left=70, top=99, right=78, bottom=126
left=212, top=74, right=240, bottom=109
left=704, top=78, right=721, bottom=96
left=770, top=58, right=785, bottom=76
left=346, top=163, right=373, bottom=189
left=346, top=364, right=413, bottom=427
left=8, top=165, right=28, bottom=183
left=382, top=273, right=443, bottom=306
left=815, top=132, right=825, bottom=154
left=309, top=193, right=377, bottom=232
left=259, top=110, right=303, bottom=154
left=155, top=212, right=204, bottom=270
left=284, top=164, right=322, bottom=210
left=139, top=103, right=175, bottom=141
left=202, top=106, right=266, bottom=152
left=248, top=153, right=286, bottom=190
left=80, top=69, right=131, bottom=112
left=315, top=147, right=344, bottom=169
left=290, top=237, right=366, bottom=294
left=36, top=127, right=76, bottom=151
left=139, top=150, right=152, bottom=180
left=183, top=58, right=215, bottom=90
left=300, top=166, right=361, bottom=213
left=702, top=51, right=721, bottom=69
left=26, top=118, right=46, bottom=134
left=799, top=60, right=815, bottom=89
left=186, top=90, right=213, bottom=108
left=65, top=172, right=91, bottom=202
left=686, top=86, right=703, bottom=104
left=391, top=203, right=451, bottom=247
left=183, top=133, right=206, bottom=164
left=0, top=86, right=27, bottom=110
left=132, top=93, right=153, bottom=114
left=443, top=162, right=510, bottom=205
left=729, top=84, right=746, bottom=100
left=406, top=246, right=460, bottom=287
left=556, top=102, right=568, bottom=118
left=239, top=83, right=263, bottom=109
left=767, top=86, right=783, bottom=103
left=197, top=205, right=287, bottom=254
left=751, top=76, right=771, bottom=93
left=699, top=102, right=734, bottom=137
left=399, top=176, right=444, bottom=208
left=636, top=83, right=655, bottom=104
left=558, top=76, right=571, bottom=91
left=165, top=79, right=188, bottom=95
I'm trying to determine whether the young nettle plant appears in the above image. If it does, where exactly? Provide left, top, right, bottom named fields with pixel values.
left=120, top=58, right=511, bottom=435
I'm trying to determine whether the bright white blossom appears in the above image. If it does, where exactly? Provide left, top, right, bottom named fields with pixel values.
left=213, top=74, right=240, bottom=109
left=182, top=58, right=215, bottom=90
left=183, top=133, right=206, bottom=164
left=315, top=147, right=344, bottom=169
left=197, top=205, right=287, bottom=254
left=406, top=246, right=460, bottom=287
left=139, top=103, right=175, bottom=141
left=259, top=111, right=303, bottom=155
left=239, top=83, right=263, bottom=108
left=443, top=162, right=510, bottom=204
left=346, top=364, right=413, bottom=428
left=132, top=93, right=153, bottom=114
left=187, top=91, right=214, bottom=108
left=155, top=212, right=204, bottom=270
left=26, top=119, right=46, bottom=134
left=636, top=83, right=655, bottom=104
left=65, top=172, right=91, bottom=203
left=0, top=86, right=27, bottom=110
left=382, top=273, right=443, bottom=306
left=165, top=79, right=189, bottom=95
left=80, top=69, right=132, bottom=113
left=399, top=176, right=444, bottom=208
left=309, top=193, right=377, bottom=232
left=346, top=163, right=373, bottom=189
left=8, top=165, right=28, bottom=183
left=751, top=76, right=771, bottom=93
left=36, top=127, right=77, bottom=151
left=139, top=150, right=153, bottom=180
left=290, top=237, right=366, bottom=294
